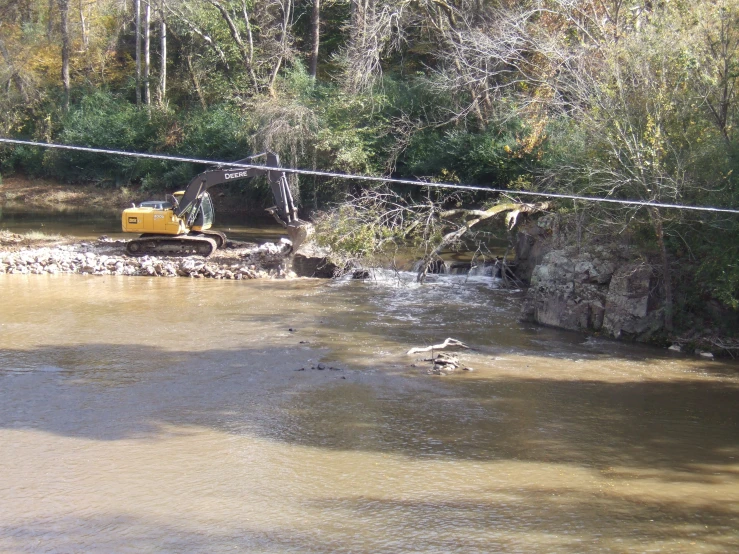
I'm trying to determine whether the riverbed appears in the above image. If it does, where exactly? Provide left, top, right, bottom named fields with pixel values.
left=1, top=269, right=738, bottom=553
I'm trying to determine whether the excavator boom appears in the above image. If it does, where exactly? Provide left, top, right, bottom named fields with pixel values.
left=176, top=152, right=299, bottom=227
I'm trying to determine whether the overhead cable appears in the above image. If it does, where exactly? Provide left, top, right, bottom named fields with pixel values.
left=1, top=137, right=738, bottom=215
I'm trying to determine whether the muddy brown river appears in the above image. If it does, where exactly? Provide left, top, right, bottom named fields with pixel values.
left=1, top=268, right=738, bottom=552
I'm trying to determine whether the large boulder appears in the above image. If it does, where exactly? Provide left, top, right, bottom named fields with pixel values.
left=514, top=216, right=558, bottom=284
left=603, top=263, right=663, bottom=339
left=522, top=247, right=663, bottom=340
left=290, top=243, right=340, bottom=278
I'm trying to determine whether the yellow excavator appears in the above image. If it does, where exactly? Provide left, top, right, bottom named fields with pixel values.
left=121, top=152, right=311, bottom=257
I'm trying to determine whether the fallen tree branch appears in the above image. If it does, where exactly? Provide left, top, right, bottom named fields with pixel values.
left=407, top=337, right=469, bottom=355
left=417, top=201, right=550, bottom=283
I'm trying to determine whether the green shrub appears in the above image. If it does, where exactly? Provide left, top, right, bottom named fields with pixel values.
left=177, top=104, right=252, bottom=160
left=45, top=90, right=171, bottom=183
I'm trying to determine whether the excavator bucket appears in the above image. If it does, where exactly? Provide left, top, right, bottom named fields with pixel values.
left=286, top=220, right=314, bottom=252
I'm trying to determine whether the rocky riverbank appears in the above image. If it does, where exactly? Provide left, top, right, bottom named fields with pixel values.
left=520, top=245, right=664, bottom=341
left=514, top=215, right=670, bottom=344
left=0, top=232, right=297, bottom=279
left=513, top=215, right=739, bottom=357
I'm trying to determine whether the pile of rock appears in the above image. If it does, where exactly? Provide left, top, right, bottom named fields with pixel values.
left=425, top=353, right=461, bottom=375
left=0, top=238, right=296, bottom=280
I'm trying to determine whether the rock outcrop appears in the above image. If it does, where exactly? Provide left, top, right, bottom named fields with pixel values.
left=520, top=244, right=664, bottom=341
left=514, top=214, right=559, bottom=284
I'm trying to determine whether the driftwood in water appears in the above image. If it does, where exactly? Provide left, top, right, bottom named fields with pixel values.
left=408, top=339, right=475, bottom=375
left=422, top=352, right=475, bottom=375
left=406, top=338, right=469, bottom=355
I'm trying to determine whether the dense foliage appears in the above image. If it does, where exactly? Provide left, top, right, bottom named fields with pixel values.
left=1, top=0, right=739, bottom=328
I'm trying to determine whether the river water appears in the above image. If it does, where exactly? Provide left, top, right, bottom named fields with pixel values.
left=1, top=244, right=739, bottom=551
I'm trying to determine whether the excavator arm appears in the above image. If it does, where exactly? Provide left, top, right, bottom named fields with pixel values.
left=175, top=152, right=299, bottom=229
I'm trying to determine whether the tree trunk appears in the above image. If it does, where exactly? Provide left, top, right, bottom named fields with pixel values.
left=79, top=0, right=89, bottom=51
left=205, top=0, right=258, bottom=91
left=267, top=0, right=293, bottom=98
left=144, top=0, right=151, bottom=105
left=159, top=2, right=166, bottom=107
left=47, top=0, right=55, bottom=40
left=0, top=38, right=30, bottom=104
left=309, top=0, right=320, bottom=79
left=135, top=0, right=141, bottom=104
left=165, top=2, right=232, bottom=75
left=20, top=0, right=32, bottom=22
left=267, top=0, right=292, bottom=97
left=186, top=53, right=207, bottom=109
left=58, top=0, right=70, bottom=112
left=650, top=208, right=674, bottom=332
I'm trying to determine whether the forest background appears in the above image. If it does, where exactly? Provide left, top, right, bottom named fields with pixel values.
left=1, top=0, right=739, bottom=335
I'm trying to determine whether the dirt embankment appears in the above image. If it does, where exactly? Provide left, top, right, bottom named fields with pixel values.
left=0, top=174, right=275, bottom=216
left=0, top=176, right=137, bottom=212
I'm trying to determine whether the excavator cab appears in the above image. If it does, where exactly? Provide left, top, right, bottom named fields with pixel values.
left=178, top=191, right=214, bottom=231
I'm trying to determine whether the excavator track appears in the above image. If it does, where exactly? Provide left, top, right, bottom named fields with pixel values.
left=189, top=229, right=227, bottom=248
left=126, top=235, right=218, bottom=257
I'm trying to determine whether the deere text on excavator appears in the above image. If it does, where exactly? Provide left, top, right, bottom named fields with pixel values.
left=121, top=152, right=311, bottom=257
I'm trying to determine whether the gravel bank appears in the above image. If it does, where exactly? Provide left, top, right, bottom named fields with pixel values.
left=0, top=235, right=296, bottom=279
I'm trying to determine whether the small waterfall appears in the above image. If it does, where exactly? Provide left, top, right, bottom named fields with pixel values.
left=448, top=262, right=471, bottom=275
left=412, top=259, right=507, bottom=277
left=468, top=262, right=496, bottom=277
left=411, top=259, right=448, bottom=274
left=449, top=261, right=499, bottom=277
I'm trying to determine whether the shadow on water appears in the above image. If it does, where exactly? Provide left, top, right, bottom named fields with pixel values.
left=3, top=274, right=739, bottom=551
left=304, top=492, right=739, bottom=551
left=2, top=292, right=739, bottom=553
left=274, top=377, right=739, bottom=485
left=2, top=342, right=738, bottom=477
left=0, top=515, right=328, bottom=554
left=2, top=492, right=737, bottom=554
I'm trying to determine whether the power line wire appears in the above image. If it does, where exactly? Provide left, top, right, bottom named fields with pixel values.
left=2, top=137, right=738, bottom=214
